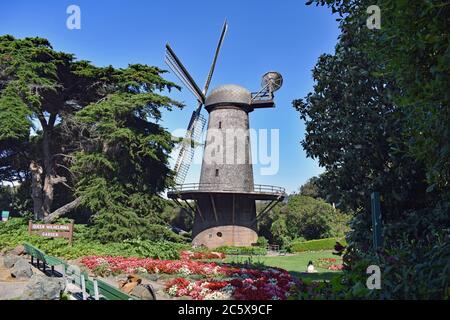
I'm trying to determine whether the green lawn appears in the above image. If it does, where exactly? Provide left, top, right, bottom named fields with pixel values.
left=224, top=250, right=342, bottom=281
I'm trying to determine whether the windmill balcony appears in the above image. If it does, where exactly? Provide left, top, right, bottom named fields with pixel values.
left=167, top=183, right=286, bottom=201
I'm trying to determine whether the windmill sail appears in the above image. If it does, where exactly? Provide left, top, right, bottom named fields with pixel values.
left=173, top=111, right=206, bottom=184
left=167, top=21, right=228, bottom=185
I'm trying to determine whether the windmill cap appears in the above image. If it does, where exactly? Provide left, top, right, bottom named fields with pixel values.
left=205, top=84, right=251, bottom=107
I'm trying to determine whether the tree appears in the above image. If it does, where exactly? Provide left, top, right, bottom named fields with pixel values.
left=299, top=176, right=321, bottom=199
left=0, top=36, right=182, bottom=229
left=286, top=194, right=349, bottom=240
left=297, top=2, right=450, bottom=299
left=270, top=218, right=290, bottom=247
left=289, top=0, right=450, bottom=299
left=293, top=15, right=433, bottom=224
left=305, top=0, right=449, bottom=203
left=0, top=35, right=85, bottom=220
left=69, top=63, right=182, bottom=241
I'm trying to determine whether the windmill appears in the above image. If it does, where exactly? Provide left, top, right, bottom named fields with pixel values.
left=166, top=22, right=285, bottom=248
left=165, top=21, right=228, bottom=185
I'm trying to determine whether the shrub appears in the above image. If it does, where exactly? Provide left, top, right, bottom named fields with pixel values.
left=256, top=236, right=269, bottom=248
left=0, top=218, right=189, bottom=260
left=288, top=237, right=347, bottom=253
left=286, top=195, right=351, bottom=240
left=215, top=246, right=267, bottom=256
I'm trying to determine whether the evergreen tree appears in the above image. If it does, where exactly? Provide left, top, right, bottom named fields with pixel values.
left=0, top=35, right=182, bottom=239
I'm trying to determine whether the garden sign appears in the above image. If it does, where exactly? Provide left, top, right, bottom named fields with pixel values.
left=28, top=220, right=74, bottom=245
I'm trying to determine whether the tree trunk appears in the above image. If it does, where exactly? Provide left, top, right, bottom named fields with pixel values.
left=42, top=129, right=54, bottom=217
left=30, top=161, right=44, bottom=220
left=43, top=197, right=81, bottom=223
left=31, top=114, right=74, bottom=221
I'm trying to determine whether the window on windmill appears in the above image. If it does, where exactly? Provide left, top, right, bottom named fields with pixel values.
left=217, top=232, right=223, bottom=237
left=215, top=169, right=219, bottom=177
left=218, top=121, right=222, bottom=129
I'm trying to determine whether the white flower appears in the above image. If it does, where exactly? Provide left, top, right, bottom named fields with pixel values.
left=136, top=267, right=147, bottom=274
left=187, top=282, right=196, bottom=291
left=204, top=291, right=231, bottom=300
left=168, top=285, right=178, bottom=296
left=200, top=288, right=211, bottom=296
left=178, top=266, right=192, bottom=275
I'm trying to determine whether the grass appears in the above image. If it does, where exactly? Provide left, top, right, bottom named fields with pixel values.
left=224, top=250, right=343, bottom=281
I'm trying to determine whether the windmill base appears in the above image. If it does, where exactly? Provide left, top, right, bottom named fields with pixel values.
left=192, top=225, right=258, bottom=249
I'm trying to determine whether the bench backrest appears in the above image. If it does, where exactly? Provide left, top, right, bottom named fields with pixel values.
left=96, top=279, right=135, bottom=300
left=65, top=265, right=85, bottom=287
left=23, top=243, right=46, bottom=261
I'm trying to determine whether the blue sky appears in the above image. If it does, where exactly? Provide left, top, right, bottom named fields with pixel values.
left=0, top=0, right=339, bottom=193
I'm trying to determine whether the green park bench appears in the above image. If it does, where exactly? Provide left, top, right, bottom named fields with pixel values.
left=23, top=242, right=65, bottom=276
left=279, top=249, right=287, bottom=256
left=63, top=263, right=137, bottom=300
left=23, top=243, right=137, bottom=300
left=94, top=279, right=137, bottom=300
left=79, top=274, right=136, bottom=300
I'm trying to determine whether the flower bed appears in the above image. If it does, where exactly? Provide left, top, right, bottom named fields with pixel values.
left=81, top=256, right=222, bottom=276
left=81, top=255, right=300, bottom=300
left=165, top=267, right=299, bottom=300
left=180, top=250, right=225, bottom=260
left=315, top=258, right=343, bottom=271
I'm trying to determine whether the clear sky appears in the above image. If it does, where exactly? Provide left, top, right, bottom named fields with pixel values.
left=0, top=0, right=339, bottom=194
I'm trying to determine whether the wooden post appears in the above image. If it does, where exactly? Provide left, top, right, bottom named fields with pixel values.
left=28, top=220, right=32, bottom=235
left=371, top=192, right=383, bottom=251
left=68, top=220, right=74, bottom=246
left=81, top=274, right=87, bottom=300
left=93, top=279, right=100, bottom=300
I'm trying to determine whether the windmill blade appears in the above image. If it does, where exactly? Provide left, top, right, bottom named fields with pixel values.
left=165, top=55, right=205, bottom=103
left=202, top=20, right=228, bottom=97
left=168, top=21, right=229, bottom=184
left=173, top=111, right=206, bottom=184
left=165, top=43, right=205, bottom=104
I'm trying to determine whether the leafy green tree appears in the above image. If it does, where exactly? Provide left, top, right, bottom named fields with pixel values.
left=0, top=36, right=182, bottom=239
left=305, top=0, right=449, bottom=203
left=297, top=0, right=449, bottom=299
left=256, top=201, right=285, bottom=243
left=286, top=194, right=350, bottom=240
left=299, top=176, right=321, bottom=199
left=67, top=63, right=181, bottom=241
left=366, top=0, right=449, bottom=193
left=270, top=218, right=290, bottom=247
left=293, top=14, right=433, bottom=225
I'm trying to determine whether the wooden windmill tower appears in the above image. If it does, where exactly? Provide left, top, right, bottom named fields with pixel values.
left=165, top=22, right=285, bottom=248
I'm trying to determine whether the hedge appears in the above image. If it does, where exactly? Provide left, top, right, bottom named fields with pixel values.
left=215, top=246, right=267, bottom=256
left=288, top=237, right=347, bottom=253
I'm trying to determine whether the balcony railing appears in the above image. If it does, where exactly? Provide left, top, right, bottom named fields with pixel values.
left=168, top=183, right=285, bottom=195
